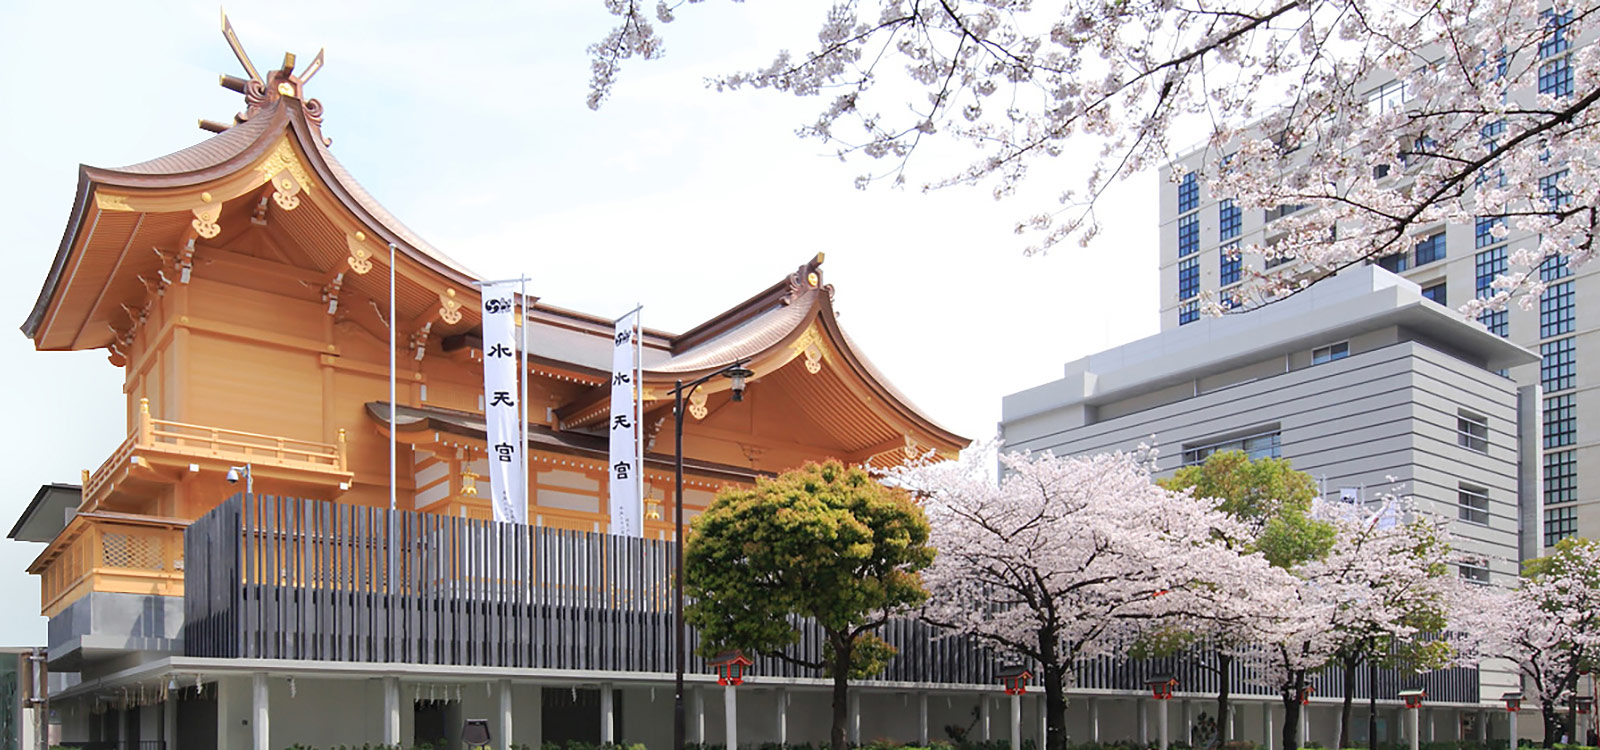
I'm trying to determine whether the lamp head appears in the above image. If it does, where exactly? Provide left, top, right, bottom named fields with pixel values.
left=225, top=467, right=243, bottom=484
left=724, top=367, right=755, bottom=402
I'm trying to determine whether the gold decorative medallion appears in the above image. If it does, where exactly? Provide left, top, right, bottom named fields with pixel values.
left=254, top=139, right=315, bottom=196
left=789, top=326, right=826, bottom=375
left=438, top=289, right=463, bottom=325
left=688, top=390, right=709, bottom=420
left=271, top=171, right=302, bottom=210
left=346, top=231, right=373, bottom=274
left=191, top=204, right=222, bottom=239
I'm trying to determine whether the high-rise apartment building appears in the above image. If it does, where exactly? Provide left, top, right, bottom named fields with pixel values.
left=1158, top=25, right=1596, bottom=549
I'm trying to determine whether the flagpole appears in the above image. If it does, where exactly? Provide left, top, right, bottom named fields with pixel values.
left=634, top=305, right=644, bottom=534
left=388, top=242, right=397, bottom=514
left=520, top=276, right=529, bottom=526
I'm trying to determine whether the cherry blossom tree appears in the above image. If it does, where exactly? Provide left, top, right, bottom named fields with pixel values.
left=891, top=443, right=1293, bottom=750
left=1455, top=538, right=1600, bottom=748
left=1250, top=498, right=1454, bottom=750
left=1154, top=451, right=1333, bottom=743
left=590, top=0, right=1598, bottom=308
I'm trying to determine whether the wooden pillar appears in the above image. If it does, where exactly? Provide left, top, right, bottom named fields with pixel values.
left=497, top=679, right=513, bottom=750
left=251, top=673, right=269, bottom=750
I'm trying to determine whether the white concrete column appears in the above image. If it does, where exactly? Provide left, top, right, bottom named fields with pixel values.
left=918, top=692, right=930, bottom=746
left=1478, top=710, right=1488, bottom=742
left=1158, top=699, right=1171, bottom=750
left=1427, top=708, right=1436, bottom=742
left=849, top=690, right=862, bottom=745
left=1263, top=703, right=1276, bottom=750
left=251, top=673, right=269, bottom=750
left=777, top=688, right=789, bottom=745
left=722, top=684, right=737, bottom=750
left=1011, top=693, right=1023, bottom=750
left=1232, top=704, right=1240, bottom=740
left=163, top=694, right=177, bottom=750
left=1038, top=693, right=1048, bottom=747
left=691, top=687, right=706, bottom=744
left=1182, top=700, right=1193, bottom=746
left=497, top=679, right=513, bottom=750
left=1089, top=697, right=1100, bottom=742
left=981, top=694, right=993, bottom=741
left=1300, top=704, right=1309, bottom=746
left=382, top=676, right=401, bottom=747
left=1139, top=699, right=1150, bottom=745
left=600, top=683, right=615, bottom=744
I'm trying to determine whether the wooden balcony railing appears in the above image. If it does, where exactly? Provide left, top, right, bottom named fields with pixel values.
left=32, top=512, right=187, bottom=617
left=82, top=398, right=350, bottom=510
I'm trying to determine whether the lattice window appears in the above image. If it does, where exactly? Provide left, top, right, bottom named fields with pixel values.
left=101, top=532, right=165, bottom=570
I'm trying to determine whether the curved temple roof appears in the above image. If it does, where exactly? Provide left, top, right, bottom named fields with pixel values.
left=21, top=50, right=967, bottom=460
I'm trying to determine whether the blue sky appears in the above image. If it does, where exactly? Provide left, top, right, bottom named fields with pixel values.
left=0, top=1, right=1159, bottom=645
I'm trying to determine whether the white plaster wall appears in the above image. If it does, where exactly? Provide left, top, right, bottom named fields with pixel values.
left=620, top=685, right=671, bottom=748
left=216, top=676, right=250, bottom=750
left=514, top=684, right=544, bottom=748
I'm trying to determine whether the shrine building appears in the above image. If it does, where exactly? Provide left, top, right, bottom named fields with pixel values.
left=6, top=32, right=1001, bottom=750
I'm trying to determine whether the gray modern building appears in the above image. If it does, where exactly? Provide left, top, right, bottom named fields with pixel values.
left=1002, top=266, right=1541, bottom=744
left=1158, top=28, right=1594, bottom=550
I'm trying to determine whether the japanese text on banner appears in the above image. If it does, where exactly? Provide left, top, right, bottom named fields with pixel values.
left=609, top=310, right=643, bottom=537
left=480, top=284, right=526, bottom=524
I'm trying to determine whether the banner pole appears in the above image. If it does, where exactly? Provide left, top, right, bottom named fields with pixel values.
left=520, top=276, right=529, bottom=525
left=635, top=305, right=644, bottom=533
left=388, top=242, right=397, bottom=513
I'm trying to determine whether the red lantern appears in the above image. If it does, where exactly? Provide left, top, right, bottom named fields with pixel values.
left=1502, top=692, right=1523, bottom=713
left=1399, top=689, right=1426, bottom=709
left=1298, top=685, right=1316, bottom=705
left=708, top=650, right=753, bottom=687
left=1575, top=697, right=1594, bottom=715
left=1147, top=675, right=1178, bottom=700
left=998, top=665, right=1033, bottom=696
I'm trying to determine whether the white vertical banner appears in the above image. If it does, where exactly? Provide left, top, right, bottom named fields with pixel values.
left=609, top=309, right=643, bottom=537
left=480, top=282, right=526, bottom=524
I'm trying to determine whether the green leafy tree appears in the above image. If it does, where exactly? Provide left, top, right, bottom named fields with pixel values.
left=685, top=460, right=933, bottom=750
left=1158, top=451, right=1334, bottom=743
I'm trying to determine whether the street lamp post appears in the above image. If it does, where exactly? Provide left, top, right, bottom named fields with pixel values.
left=672, top=358, right=754, bottom=750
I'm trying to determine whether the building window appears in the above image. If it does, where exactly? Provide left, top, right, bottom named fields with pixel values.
left=1421, top=281, right=1447, bottom=305
left=1179, top=300, right=1199, bottom=326
left=1459, top=563, right=1491, bottom=585
left=1182, top=428, right=1281, bottom=466
left=1542, top=338, right=1575, bottom=393
left=1474, top=216, right=1504, bottom=249
left=1541, top=254, right=1572, bottom=282
left=1178, top=214, right=1200, bottom=257
left=1414, top=232, right=1446, bottom=266
left=1539, top=55, right=1573, bottom=98
left=1545, top=450, right=1576, bottom=506
left=1544, top=394, right=1575, bottom=449
left=1377, top=251, right=1410, bottom=273
left=1541, top=169, right=1572, bottom=210
left=1312, top=342, right=1349, bottom=365
left=1545, top=506, right=1578, bottom=547
left=1178, top=256, right=1200, bottom=300
left=1366, top=79, right=1409, bottom=113
left=1540, top=8, right=1574, bottom=59
left=1266, top=203, right=1306, bottom=223
left=1475, top=247, right=1506, bottom=297
left=1541, top=281, right=1574, bottom=339
left=1457, top=411, right=1489, bottom=453
left=1219, top=200, right=1241, bottom=241
left=1479, top=309, right=1508, bottom=337
left=1458, top=484, right=1490, bottom=525
left=1220, top=241, right=1242, bottom=287
left=1178, top=172, right=1199, bottom=214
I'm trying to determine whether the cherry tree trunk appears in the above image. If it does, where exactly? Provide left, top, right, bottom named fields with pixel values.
left=1282, top=672, right=1306, bottom=750
left=1338, top=656, right=1357, bottom=750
